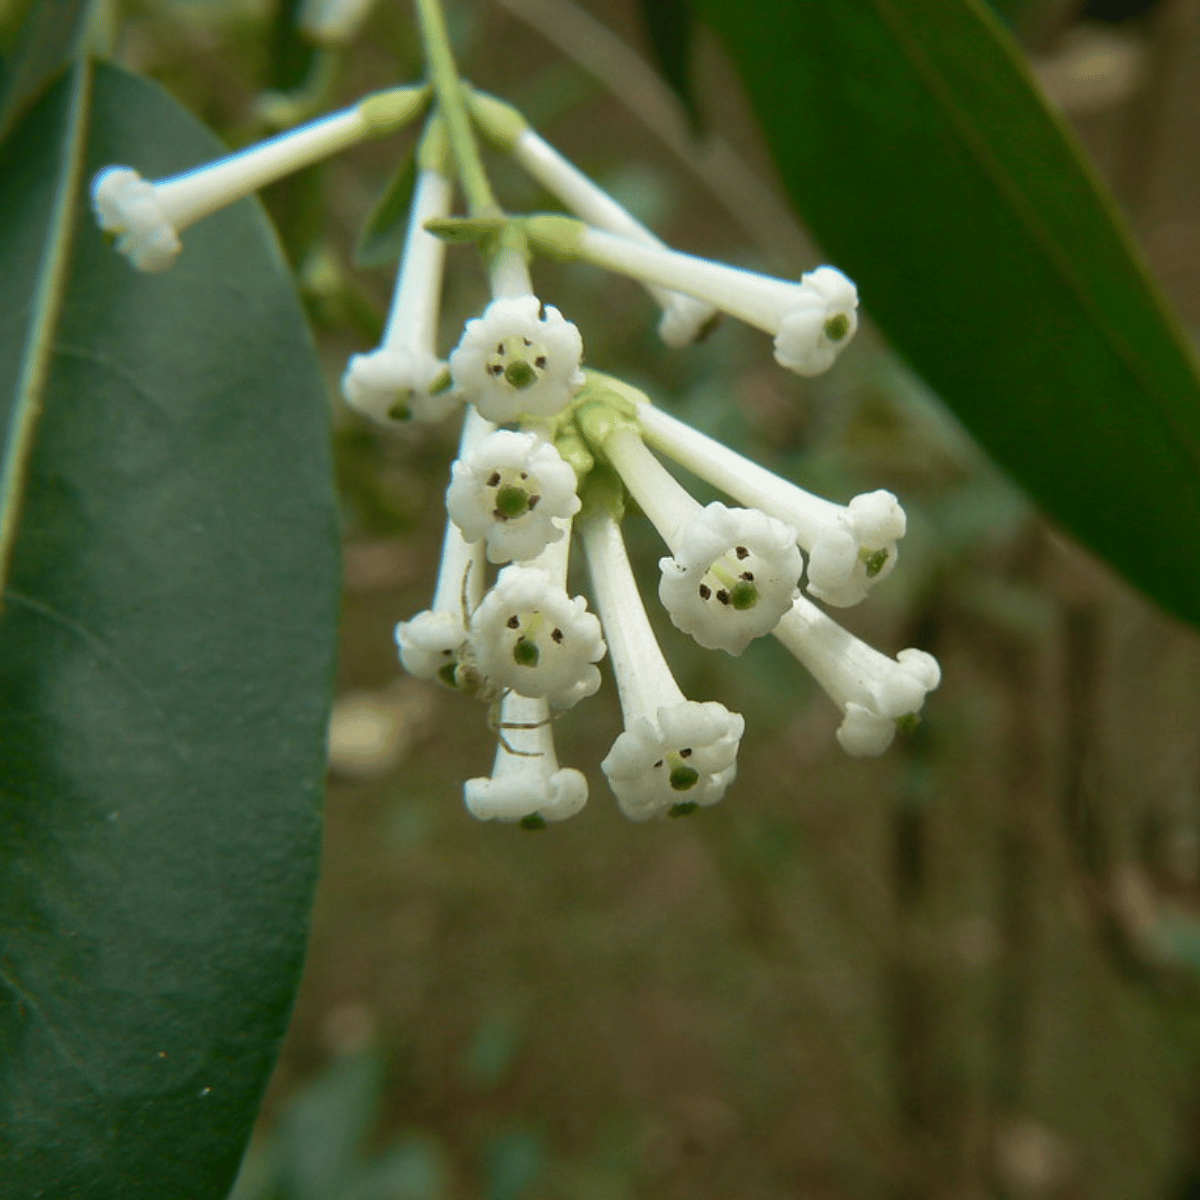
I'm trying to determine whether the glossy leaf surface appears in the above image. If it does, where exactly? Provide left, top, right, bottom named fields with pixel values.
left=694, top=0, right=1200, bottom=628
left=0, top=61, right=339, bottom=1199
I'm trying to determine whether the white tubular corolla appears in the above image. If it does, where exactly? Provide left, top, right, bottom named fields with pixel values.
left=772, top=594, right=940, bottom=757
left=394, top=411, right=492, bottom=684
left=494, top=104, right=716, bottom=346
left=585, top=409, right=800, bottom=654
left=446, top=429, right=581, bottom=564
left=91, top=86, right=426, bottom=272
left=634, top=400, right=905, bottom=606
left=581, top=506, right=743, bottom=820
left=525, top=217, right=856, bottom=375
left=342, top=123, right=459, bottom=423
left=464, top=691, right=588, bottom=824
left=470, top=525, right=605, bottom=710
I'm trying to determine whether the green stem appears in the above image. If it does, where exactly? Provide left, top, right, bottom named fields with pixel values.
left=412, top=0, right=497, bottom=217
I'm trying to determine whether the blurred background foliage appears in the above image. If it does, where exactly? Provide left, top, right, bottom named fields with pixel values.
left=94, top=0, right=1200, bottom=1196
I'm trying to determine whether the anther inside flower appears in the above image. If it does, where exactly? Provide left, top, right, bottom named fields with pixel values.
left=601, top=701, right=744, bottom=821
left=471, top=565, right=605, bottom=709
left=446, top=430, right=580, bottom=563
left=449, top=294, right=585, bottom=422
left=395, top=610, right=468, bottom=686
left=806, top=490, right=907, bottom=607
left=342, top=346, right=457, bottom=424
left=772, top=266, right=859, bottom=376
left=658, top=503, right=803, bottom=655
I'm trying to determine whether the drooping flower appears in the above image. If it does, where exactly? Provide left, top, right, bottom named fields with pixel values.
left=449, top=293, right=585, bottom=422
left=342, top=120, right=460, bottom=424
left=470, top=537, right=605, bottom=710
left=465, top=88, right=718, bottom=348
left=523, top=216, right=858, bottom=376
left=395, top=415, right=490, bottom=687
left=772, top=594, right=941, bottom=756
left=91, top=86, right=427, bottom=272
left=633, top=399, right=905, bottom=607
left=446, top=428, right=581, bottom=563
left=657, top=502, right=802, bottom=655
left=464, top=691, right=588, bottom=824
left=577, top=396, right=801, bottom=654
left=581, top=501, right=743, bottom=820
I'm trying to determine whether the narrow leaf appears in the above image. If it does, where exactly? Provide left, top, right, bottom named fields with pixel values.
left=0, top=61, right=339, bottom=1200
left=694, top=0, right=1200, bottom=629
left=0, top=0, right=94, bottom=143
left=354, top=151, right=416, bottom=268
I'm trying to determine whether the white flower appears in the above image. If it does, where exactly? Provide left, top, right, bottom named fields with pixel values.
left=449, top=294, right=585, bottom=422
left=772, top=266, right=859, bottom=375
left=772, top=595, right=941, bottom=756
left=526, top=220, right=857, bottom=376
left=341, top=160, right=459, bottom=424
left=342, top=346, right=456, bottom=423
left=394, top=609, right=466, bottom=686
left=471, top=565, right=605, bottom=710
left=601, top=700, right=744, bottom=822
left=446, top=430, right=580, bottom=564
left=633, top=400, right=905, bottom=607
left=91, top=88, right=425, bottom=272
left=91, top=168, right=182, bottom=273
left=299, top=0, right=377, bottom=45
left=395, top=416, right=489, bottom=688
left=658, top=502, right=802, bottom=655
left=464, top=692, right=588, bottom=824
left=805, top=490, right=906, bottom=607
left=581, top=505, right=744, bottom=819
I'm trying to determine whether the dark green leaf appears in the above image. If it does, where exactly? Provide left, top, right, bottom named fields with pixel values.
left=353, top=151, right=415, bottom=269
left=637, top=0, right=702, bottom=134
left=0, top=60, right=339, bottom=1200
left=0, top=0, right=94, bottom=143
left=693, top=0, right=1200, bottom=629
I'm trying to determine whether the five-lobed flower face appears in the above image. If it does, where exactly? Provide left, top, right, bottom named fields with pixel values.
left=449, top=294, right=585, bottom=423
left=470, top=565, right=605, bottom=710
left=394, top=609, right=468, bottom=688
left=446, top=430, right=581, bottom=564
left=836, top=649, right=941, bottom=757
left=601, top=701, right=745, bottom=821
left=658, top=503, right=803, bottom=655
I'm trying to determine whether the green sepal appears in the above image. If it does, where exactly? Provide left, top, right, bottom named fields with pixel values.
left=464, top=85, right=529, bottom=151
left=522, top=213, right=586, bottom=261
left=357, top=83, right=431, bottom=137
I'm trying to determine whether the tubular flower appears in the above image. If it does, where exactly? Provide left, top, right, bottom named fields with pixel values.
left=446, top=429, right=581, bottom=564
left=584, top=407, right=801, bottom=654
left=633, top=399, right=905, bottom=607
left=470, top=557, right=605, bottom=711
left=395, top=415, right=490, bottom=687
left=91, top=86, right=426, bottom=272
left=342, top=126, right=459, bottom=424
left=582, top=504, right=744, bottom=820
left=658, top=502, right=803, bottom=655
left=464, top=692, right=588, bottom=824
left=464, top=89, right=718, bottom=348
left=524, top=216, right=858, bottom=376
left=772, top=594, right=941, bottom=757
left=449, top=294, right=585, bottom=422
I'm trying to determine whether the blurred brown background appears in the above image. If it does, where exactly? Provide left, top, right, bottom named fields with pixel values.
left=114, top=0, right=1200, bottom=1196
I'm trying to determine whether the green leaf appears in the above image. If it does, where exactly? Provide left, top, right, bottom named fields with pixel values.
left=0, top=0, right=94, bottom=143
left=693, top=0, right=1200, bottom=629
left=0, top=59, right=339, bottom=1200
left=353, top=151, right=415, bottom=268
left=637, top=0, right=702, bottom=134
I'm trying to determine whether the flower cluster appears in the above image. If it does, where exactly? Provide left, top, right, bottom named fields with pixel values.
left=89, top=75, right=939, bottom=827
